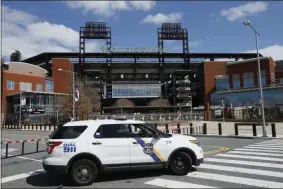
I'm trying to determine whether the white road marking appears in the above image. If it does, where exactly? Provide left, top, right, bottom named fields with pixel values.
left=247, top=144, right=283, bottom=147
left=256, top=141, right=283, bottom=145
left=233, top=148, right=283, bottom=153
left=145, top=178, right=217, bottom=188
left=204, top=158, right=283, bottom=169
left=228, top=151, right=283, bottom=157
left=200, top=163, right=283, bottom=178
left=1, top=148, right=18, bottom=154
left=187, top=172, right=283, bottom=188
left=1, top=169, right=44, bottom=183
left=215, top=153, right=283, bottom=162
left=243, top=146, right=283, bottom=150
left=15, top=156, right=43, bottom=162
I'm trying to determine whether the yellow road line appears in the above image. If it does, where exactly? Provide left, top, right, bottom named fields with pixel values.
left=203, top=145, right=230, bottom=155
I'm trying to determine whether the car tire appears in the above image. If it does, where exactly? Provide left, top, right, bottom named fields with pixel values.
left=169, top=151, right=192, bottom=175
left=70, top=159, right=98, bottom=186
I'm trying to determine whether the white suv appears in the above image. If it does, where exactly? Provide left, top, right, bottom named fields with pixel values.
left=43, top=118, right=204, bottom=186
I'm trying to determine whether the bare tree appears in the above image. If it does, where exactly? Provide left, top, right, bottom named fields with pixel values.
left=59, top=79, right=100, bottom=120
left=10, top=50, right=22, bottom=62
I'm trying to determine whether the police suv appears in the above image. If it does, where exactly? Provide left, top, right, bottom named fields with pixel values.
left=43, top=118, right=204, bottom=186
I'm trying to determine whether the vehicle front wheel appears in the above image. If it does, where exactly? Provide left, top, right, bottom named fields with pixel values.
left=169, top=152, right=192, bottom=175
left=69, top=159, right=98, bottom=186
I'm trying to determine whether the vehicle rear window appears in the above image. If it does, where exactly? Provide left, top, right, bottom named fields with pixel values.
left=50, top=126, right=87, bottom=139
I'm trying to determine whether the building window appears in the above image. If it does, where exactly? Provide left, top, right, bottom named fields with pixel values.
left=257, top=71, right=266, bottom=86
left=45, top=80, right=54, bottom=92
left=19, top=82, right=32, bottom=91
left=232, top=74, right=240, bottom=89
left=36, top=84, right=43, bottom=92
left=243, top=72, right=254, bottom=88
left=215, top=75, right=229, bottom=92
left=7, top=80, right=15, bottom=90
left=112, top=84, right=161, bottom=98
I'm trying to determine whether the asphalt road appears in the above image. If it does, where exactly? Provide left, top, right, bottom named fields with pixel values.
left=2, top=131, right=283, bottom=188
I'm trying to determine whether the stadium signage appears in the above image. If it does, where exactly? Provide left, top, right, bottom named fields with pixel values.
left=100, top=46, right=168, bottom=53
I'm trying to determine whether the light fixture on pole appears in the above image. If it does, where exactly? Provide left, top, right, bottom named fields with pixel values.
left=58, top=67, right=78, bottom=121
left=243, top=20, right=267, bottom=137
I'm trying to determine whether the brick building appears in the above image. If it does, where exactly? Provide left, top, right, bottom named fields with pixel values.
left=1, top=59, right=73, bottom=123
left=204, top=57, right=283, bottom=120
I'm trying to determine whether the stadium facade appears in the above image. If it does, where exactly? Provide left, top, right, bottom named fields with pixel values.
left=3, top=21, right=283, bottom=122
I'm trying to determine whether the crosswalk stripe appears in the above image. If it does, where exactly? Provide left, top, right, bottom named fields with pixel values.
left=233, top=148, right=283, bottom=153
left=215, top=153, right=283, bottom=162
left=247, top=144, right=283, bottom=147
left=1, top=169, right=44, bottom=183
left=243, top=146, right=283, bottom=150
left=1, top=148, right=18, bottom=154
left=256, top=141, right=283, bottom=145
left=144, top=178, right=217, bottom=188
left=228, top=151, right=283, bottom=157
left=205, top=158, right=283, bottom=169
left=199, top=163, right=283, bottom=178
left=187, top=172, right=283, bottom=188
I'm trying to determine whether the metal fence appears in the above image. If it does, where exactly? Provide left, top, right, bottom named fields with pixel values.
left=88, top=112, right=205, bottom=122
left=211, top=106, right=283, bottom=122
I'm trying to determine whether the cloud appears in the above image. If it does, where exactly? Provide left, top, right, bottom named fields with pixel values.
left=220, top=2, right=268, bottom=21
left=1, top=5, right=103, bottom=61
left=64, top=1, right=156, bottom=17
left=245, top=45, right=283, bottom=61
left=141, top=12, right=183, bottom=25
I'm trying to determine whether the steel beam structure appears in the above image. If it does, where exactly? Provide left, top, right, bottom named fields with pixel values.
left=158, top=23, right=190, bottom=86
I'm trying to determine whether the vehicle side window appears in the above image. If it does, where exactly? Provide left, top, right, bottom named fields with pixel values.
left=94, top=126, right=102, bottom=138
left=97, top=124, right=130, bottom=138
left=129, top=124, right=155, bottom=138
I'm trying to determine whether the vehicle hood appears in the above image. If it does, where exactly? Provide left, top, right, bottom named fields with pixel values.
left=170, top=134, right=197, bottom=141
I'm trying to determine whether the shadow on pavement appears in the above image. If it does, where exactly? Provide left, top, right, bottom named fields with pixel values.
left=26, top=169, right=166, bottom=187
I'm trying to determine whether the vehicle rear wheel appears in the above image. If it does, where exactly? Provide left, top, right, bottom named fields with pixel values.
left=169, top=152, right=192, bottom=175
left=70, top=159, right=98, bottom=186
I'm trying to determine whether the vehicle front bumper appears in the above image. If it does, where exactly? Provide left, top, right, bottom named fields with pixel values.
left=195, top=158, right=203, bottom=166
left=43, top=162, right=67, bottom=175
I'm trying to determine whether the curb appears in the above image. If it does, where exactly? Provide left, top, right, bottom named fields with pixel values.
left=187, top=134, right=283, bottom=140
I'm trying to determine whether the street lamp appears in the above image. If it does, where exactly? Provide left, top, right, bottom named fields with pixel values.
left=243, top=20, right=267, bottom=137
left=58, top=67, right=78, bottom=121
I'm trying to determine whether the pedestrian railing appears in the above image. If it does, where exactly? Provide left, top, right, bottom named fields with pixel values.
left=1, top=138, right=48, bottom=159
left=1, top=124, right=59, bottom=131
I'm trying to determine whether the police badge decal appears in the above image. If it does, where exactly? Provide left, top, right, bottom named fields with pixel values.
left=143, top=143, right=154, bottom=155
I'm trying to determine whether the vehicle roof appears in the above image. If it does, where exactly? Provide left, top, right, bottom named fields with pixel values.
left=63, top=119, right=145, bottom=126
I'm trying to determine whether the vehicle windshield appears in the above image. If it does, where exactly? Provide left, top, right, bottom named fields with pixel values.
left=141, top=124, right=166, bottom=136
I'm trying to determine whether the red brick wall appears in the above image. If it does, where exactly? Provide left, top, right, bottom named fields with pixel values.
left=203, top=61, right=227, bottom=103
left=1, top=72, right=46, bottom=114
left=227, top=57, right=275, bottom=88
left=52, top=58, right=72, bottom=94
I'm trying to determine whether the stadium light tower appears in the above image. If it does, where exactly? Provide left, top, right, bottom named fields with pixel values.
left=243, top=20, right=267, bottom=137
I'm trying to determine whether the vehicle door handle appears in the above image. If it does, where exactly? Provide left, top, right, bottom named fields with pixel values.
left=92, top=142, right=102, bottom=145
left=133, top=142, right=139, bottom=144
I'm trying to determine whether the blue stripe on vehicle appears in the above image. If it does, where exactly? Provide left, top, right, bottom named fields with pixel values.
left=134, top=137, right=162, bottom=162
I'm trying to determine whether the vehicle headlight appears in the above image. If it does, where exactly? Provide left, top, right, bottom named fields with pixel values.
left=189, top=140, right=199, bottom=146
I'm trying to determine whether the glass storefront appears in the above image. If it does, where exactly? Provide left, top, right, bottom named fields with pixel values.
left=243, top=72, right=254, bottom=88
left=211, top=88, right=283, bottom=107
left=112, top=84, right=161, bottom=98
left=215, top=75, right=229, bottom=92
left=232, top=74, right=240, bottom=89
